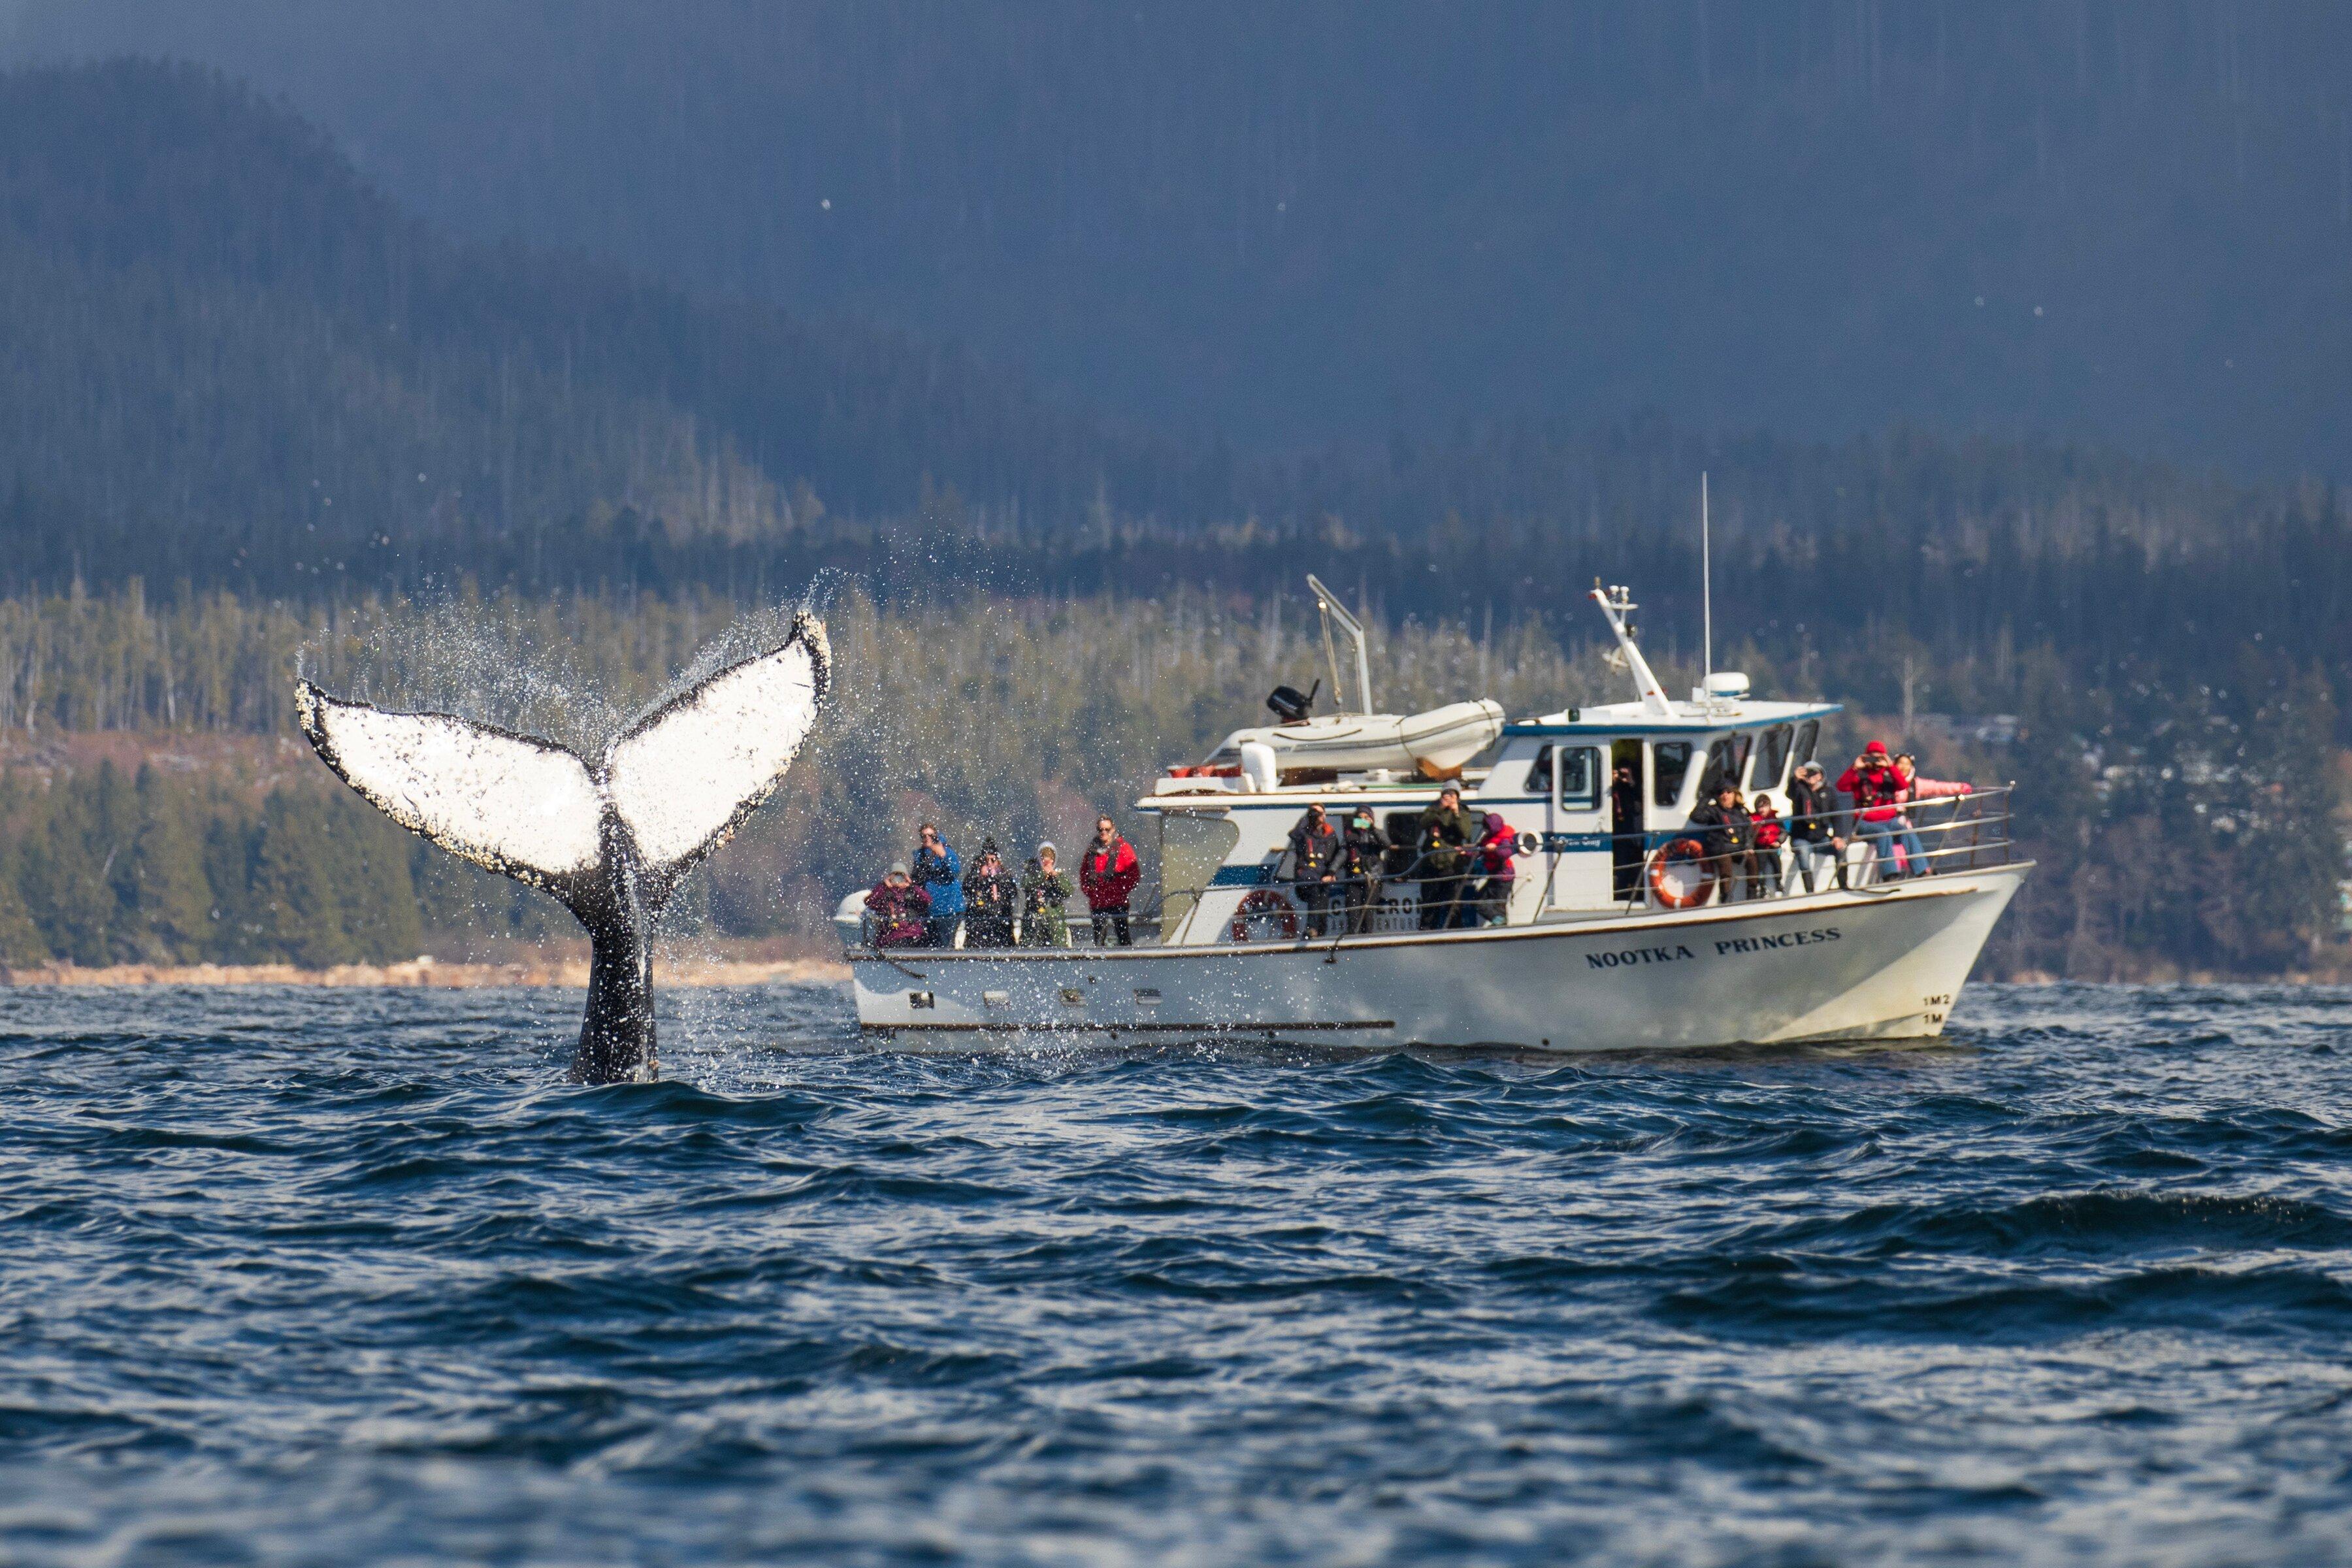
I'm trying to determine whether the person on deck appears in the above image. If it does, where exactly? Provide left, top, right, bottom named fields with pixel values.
left=1748, top=793, right=1786, bottom=897
left=1412, top=784, right=1481, bottom=929
left=1472, top=811, right=1518, bottom=926
left=1889, top=753, right=1974, bottom=878
left=1341, top=805, right=1388, bottom=934
left=960, top=839, right=1021, bottom=948
left=1021, top=842, right=1073, bottom=947
left=1686, top=782, right=1754, bottom=903
left=1609, top=761, right=1644, bottom=902
left=1836, top=742, right=1904, bottom=884
left=1286, top=802, right=1345, bottom=938
left=863, top=862, right=931, bottom=949
left=1786, top=762, right=1847, bottom=892
left=1081, top=815, right=1141, bottom=947
left=910, top=823, right=963, bottom=947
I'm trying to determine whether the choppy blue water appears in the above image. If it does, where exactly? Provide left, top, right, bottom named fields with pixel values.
left=5, top=983, right=2352, bottom=1565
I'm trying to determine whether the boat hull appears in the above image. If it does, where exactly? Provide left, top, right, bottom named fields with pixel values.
left=847, top=864, right=2031, bottom=1051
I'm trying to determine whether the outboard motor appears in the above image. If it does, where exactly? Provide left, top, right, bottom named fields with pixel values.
left=1266, top=679, right=1319, bottom=724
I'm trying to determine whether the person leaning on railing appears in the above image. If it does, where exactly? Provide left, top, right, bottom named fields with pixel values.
left=910, top=823, right=964, bottom=947
left=1081, top=815, right=1141, bottom=947
left=864, top=862, right=932, bottom=949
left=1021, top=842, right=1073, bottom=947
left=1786, top=762, right=1847, bottom=892
left=1411, top=784, right=1481, bottom=929
left=1748, top=793, right=1786, bottom=896
left=961, top=839, right=1021, bottom=948
left=1686, top=782, right=1754, bottom=902
left=1341, top=804, right=1388, bottom=934
left=1471, top=811, right=1519, bottom=926
left=1891, top=753, right=1974, bottom=877
left=1837, top=742, right=1906, bottom=882
left=1286, top=802, right=1345, bottom=938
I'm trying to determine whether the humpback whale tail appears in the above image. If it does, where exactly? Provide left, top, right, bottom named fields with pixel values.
left=296, top=612, right=830, bottom=1084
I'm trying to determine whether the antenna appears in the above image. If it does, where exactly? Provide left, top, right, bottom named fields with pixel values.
left=1701, top=471, right=1713, bottom=694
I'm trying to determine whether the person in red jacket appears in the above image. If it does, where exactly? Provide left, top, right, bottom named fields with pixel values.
left=1471, top=812, right=1519, bottom=926
left=1835, top=740, right=1904, bottom=883
left=862, top=862, right=932, bottom=949
left=1748, top=793, right=1786, bottom=896
left=1080, top=814, right=1142, bottom=947
left=1891, top=752, right=1974, bottom=877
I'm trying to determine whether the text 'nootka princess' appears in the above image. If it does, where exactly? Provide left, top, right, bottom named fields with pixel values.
left=1585, top=927, right=1843, bottom=970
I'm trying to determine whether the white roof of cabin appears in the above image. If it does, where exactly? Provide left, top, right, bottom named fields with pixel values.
left=1507, top=696, right=1840, bottom=736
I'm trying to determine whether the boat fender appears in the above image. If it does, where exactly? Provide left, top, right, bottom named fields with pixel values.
left=1230, top=889, right=1301, bottom=942
left=1646, top=838, right=1717, bottom=909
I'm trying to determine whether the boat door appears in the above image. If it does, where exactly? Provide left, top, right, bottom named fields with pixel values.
left=1540, top=741, right=1610, bottom=911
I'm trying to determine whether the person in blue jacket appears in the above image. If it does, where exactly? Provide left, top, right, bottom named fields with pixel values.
left=910, top=823, right=964, bottom=946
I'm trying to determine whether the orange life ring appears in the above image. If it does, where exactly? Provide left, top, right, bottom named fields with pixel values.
left=1230, top=888, right=1301, bottom=942
left=1646, top=838, right=1718, bottom=909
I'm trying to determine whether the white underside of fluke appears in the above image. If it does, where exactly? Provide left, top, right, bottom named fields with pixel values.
left=605, top=636, right=828, bottom=867
left=293, top=698, right=605, bottom=881
left=296, top=616, right=829, bottom=891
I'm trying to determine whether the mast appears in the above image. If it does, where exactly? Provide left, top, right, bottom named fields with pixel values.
left=1701, top=471, right=1713, bottom=695
left=1589, top=583, right=1674, bottom=717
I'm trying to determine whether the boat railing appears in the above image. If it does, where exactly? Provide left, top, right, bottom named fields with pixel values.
left=846, top=787, right=2021, bottom=949
left=850, top=910, right=1173, bottom=952
left=1630, top=783, right=2017, bottom=905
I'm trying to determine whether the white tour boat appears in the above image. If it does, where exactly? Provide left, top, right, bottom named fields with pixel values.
left=838, top=577, right=2028, bottom=1052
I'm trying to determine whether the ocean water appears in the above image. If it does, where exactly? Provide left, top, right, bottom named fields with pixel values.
left=4, top=983, right=2352, bottom=1566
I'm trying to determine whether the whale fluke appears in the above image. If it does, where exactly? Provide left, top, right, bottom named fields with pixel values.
left=296, top=612, right=830, bottom=1083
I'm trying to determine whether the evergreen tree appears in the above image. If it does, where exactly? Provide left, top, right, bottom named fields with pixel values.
left=202, top=811, right=263, bottom=962
left=18, top=777, right=115, bottom=965
left=245, top=790, right=360, bottom=968
left=128, top=764, right=220, bottom=962
left=0, top=838, right=46, bottom=965
left=331, top=795, right=425, bottom=963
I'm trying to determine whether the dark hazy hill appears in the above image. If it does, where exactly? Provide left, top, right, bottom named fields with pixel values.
left=0, top=59, right=1186, bottom=584
left=10, top=1, right=2351, bottom=475
left=2, top=54, right=2348, bottom=724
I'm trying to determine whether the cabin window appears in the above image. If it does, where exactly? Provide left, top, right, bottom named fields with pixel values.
left=1652, top=742, right=1693, bottom=808
left=1754, top=725, right=1793, bottom=792
left=1794, top=719, right=1820, bottom=769
left=1698, top=734, right=1752, bottom=799
left=1156, top=811, right=1241, bottom=939
left=1556, top=747, right=1601, bottom=811
left=1522, top=745, right=1554, bottom=794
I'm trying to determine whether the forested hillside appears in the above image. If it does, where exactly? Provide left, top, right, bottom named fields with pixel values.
left=11, top=3, right=2351, bottom=474
left=0, top=586, right=2337, bottom=981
